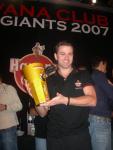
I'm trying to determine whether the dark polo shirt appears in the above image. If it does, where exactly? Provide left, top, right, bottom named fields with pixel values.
left=46, top=69, right=93, bottom=138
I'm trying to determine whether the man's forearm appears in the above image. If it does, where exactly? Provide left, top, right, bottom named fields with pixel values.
left=69, top=95, right=96, bottom=107
left=35, top=105, right=48, bottom=117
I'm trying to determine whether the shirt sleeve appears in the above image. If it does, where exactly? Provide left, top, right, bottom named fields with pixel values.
left=94, top=73, right=113, bottom=101
left=6, top=85, right=23, bottom=112
left=80, top=70, right=94, bottom=87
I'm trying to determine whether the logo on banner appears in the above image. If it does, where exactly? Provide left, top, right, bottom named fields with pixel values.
left=10, top=42, right=53, bottom=93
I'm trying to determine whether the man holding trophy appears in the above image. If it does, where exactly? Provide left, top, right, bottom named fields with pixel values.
left=23, top=41, right=97, bottom=150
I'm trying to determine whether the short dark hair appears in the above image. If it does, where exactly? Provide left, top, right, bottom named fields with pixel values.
left=91, top=56, right=107, bottom=68
left=54, top=41, right=74, bottom=53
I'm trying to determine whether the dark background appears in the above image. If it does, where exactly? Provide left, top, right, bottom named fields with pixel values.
left=0, top=0, right=113, bottom=135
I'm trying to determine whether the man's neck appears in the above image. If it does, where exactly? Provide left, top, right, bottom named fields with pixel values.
left=58, top=67, right=73, bottom=79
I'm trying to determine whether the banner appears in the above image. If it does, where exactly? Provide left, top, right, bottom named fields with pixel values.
left=1, top=0, right=113, bottom=134
left=0, top=1, right=113, bottom=85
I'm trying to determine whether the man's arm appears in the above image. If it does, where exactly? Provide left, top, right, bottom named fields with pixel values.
left=35, top=105, right=49, bottom=117
left=97, top=74, right=113, bottom=100
left=40, top=85, right=97, bottom=107
left=29, top=107, right=39, bottom=116
left=69, top=85, right=96, bottom=106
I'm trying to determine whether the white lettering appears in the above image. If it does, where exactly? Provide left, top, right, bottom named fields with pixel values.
left=57, top=21, right=67, bottom=31
left=46, top=19, right=56, bottom=29
left=10, top=58, right=28, bottom=72
left=19, top=17, right=31, bottom=27
left=33, top=18, right=45, bottom=28
left=10, top=58, right=19, bottom=72
left=0, top=16, right=13, bottom=26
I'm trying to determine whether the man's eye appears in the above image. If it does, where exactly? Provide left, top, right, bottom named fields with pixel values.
left=60, top=53, right=65, bottom=55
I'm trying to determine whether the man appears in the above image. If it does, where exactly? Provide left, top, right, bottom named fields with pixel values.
left=35, top=41, right=97, bottom=150
left=89, top=56, right=113, bottom=150
left=0, top=74, right=22, bottom=150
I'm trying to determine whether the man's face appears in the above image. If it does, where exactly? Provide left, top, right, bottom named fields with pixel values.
left=100, top=61, right=107, bottom=73
left=103, top=62, right=107, bottom=73
left=54, top=45, right=73, bottom=69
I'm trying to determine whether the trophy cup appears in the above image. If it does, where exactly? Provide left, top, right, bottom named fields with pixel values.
left=22, top=63, right=49, bottom=105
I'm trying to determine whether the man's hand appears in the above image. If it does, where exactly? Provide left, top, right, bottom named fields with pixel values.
left=40, top=93, right=68, bottom=107
left=45, top=64, right=57, bottom=77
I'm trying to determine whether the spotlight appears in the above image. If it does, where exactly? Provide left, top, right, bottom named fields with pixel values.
left=92, top=0, right=97, bottom=4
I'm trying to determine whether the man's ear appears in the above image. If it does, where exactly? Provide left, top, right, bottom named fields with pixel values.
left=54, top=53, right=57, bottom=61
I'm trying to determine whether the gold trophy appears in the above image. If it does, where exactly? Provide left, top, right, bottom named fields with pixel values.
left=22, top=63, right=49, bottom=105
